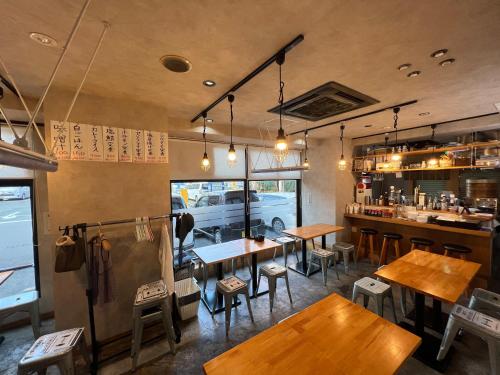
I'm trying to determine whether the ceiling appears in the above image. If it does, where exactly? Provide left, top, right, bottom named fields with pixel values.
left=1, top=0, right=500, bottom=140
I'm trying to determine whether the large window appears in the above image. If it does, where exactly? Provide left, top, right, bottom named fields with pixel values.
left=0, top=180, right=38, bottom=298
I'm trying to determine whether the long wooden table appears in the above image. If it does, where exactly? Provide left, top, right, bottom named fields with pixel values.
left=283, top=223, right=344, bottom=275
left=193, top=238, right=280, bottom=314
left=375, top=250, right=481, bottom=371
left=203, top=293, right=421, bottom=375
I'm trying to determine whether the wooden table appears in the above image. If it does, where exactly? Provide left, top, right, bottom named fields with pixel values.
left=282, top=223, right=344, bottom=276
left=375, top=250, right=481, bottom=371
left=193, top=238, right=280, bottom=314
left=203, top=293, right=420, bottom=375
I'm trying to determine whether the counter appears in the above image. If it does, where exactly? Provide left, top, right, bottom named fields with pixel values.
left=344, top=213, right=493, bottom=288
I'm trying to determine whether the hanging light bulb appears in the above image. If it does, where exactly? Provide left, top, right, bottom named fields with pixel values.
left=227, top=94, right=237, bottom=167
left=274, top=50, right=288, bottom=163
left=383, top=135, right=391, bottom=169
left=200, top=112, right=210, bottom=171
left=390, top=107, right=401, bottom=161
left=303, top=129, right=310, bottom=169
left=338, top=124, right=347, bottom=171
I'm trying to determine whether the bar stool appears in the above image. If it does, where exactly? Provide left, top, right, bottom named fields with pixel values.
left=0, top=290, right=40, bottom=338
left=212, top=276, right=254, bottom=336
left=437, top=304, right=500, bottom=374
left=443, top=243, right=472, bottom=260
left=306, top=248, right=339, bottom=285
left=332, top=242, right=357, bottom=274
left=18, top=327, right=90, bottom=375
left=379, top=232, right=402, bottom=266
left=273, top=236, right=299, bottom=266
left=256, top=263, right=293, bottom=312
left=410, top=237, right=434, bottom=252
left=356, top=228, right=378, bottom=264
left=131, top=280, right=176, bottom=370
left=352, top=277, right=397, bottom=322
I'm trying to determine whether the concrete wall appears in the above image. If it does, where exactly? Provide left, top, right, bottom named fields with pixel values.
left=302, top=137, right=354, bottom=245
left=40, top=89, right=170, bottom=340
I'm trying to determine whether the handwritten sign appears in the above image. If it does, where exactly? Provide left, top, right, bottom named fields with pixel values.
left=158, top=132, right=168, bottom=163
left=70, top=123, right=87, bottom=160
left=133, top=129, right=145, bottom=163
left=51, top=120, right=70, bottom=160
left=144, top=130, right=157, bottom=163
left=103, top=126, right=118, bottom=162
left=86, top=125, right=103, bottom=161
left=118, top=128, right=132, bottom=162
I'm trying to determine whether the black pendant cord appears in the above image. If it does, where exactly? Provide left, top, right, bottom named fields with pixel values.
left=384, top=135, right=389, bottom=162
left=229, top=95, right=234, bottom=144
left=340, top=124, right=345, bottom=158
left=431, top=124, right=436, bottom=140
left=304, top=129, right=308, bottom=159
left=393, top=107, right=400, bottom=149
left=278, top=63, right=284, bottom=131
left=203, top=115, right=207, bottom=153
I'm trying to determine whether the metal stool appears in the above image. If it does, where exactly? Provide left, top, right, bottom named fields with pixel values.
left=273, top=236, right=299, bottom=266
left=469, top=288, right=500, bottom=319
left=379, top=232, right=402, bottom=266
left=357, top=228, right=378, bottom=264
left=377, top=265, right=413, bottom=317
left=232, top=256, right=252, bottom=276
left=256, top=263, right=293, bottom=312
left=131, top=280, right=176, bottom=370
left=306, top=248, right=339, bottom=285
left=18, top=327, right=90, bottom=375
left=437, top=304, right=500, bottom=374
left=410, top=237, right=434, bottom=252
left=332, top=242, right=356, bottom=273
left=352, top=277, right=397, bottom=322
left=0, top=290, right=40, bottom=338
left=213, top=276, right=254, bottom=336
left=443, top=243, right=472, bottom=260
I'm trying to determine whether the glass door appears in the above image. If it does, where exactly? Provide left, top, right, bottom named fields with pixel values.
left=0, top=180, right=38, bottom=298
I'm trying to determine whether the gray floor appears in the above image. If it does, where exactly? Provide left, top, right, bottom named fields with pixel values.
left=0, top=256, right=492, bottom=375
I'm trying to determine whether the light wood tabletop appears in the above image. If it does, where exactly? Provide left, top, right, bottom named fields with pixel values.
left=375, top=250, right=481, bottom=304
left=203, top=293, right=421, bottom=375
left=193, top=238, right=280, bottom=265
left=282, top=223, right=344, bottom=240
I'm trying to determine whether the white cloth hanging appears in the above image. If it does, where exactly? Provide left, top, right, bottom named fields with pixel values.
left=159, top=221, right=175, bottom=295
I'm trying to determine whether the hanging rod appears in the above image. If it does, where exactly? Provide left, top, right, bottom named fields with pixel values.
left=190, top=34, right=304, bottom=123
left=288, top=100, right=418, bottom=135
left=58, top=213, right=181, bottom=231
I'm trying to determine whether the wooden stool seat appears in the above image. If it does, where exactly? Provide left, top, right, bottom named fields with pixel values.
left=379, top=232, right=402, bottom=266
left=357, top=228, right=378, bottom=265
left=443, top=243, right=472, bottom=259
left=383, top=232, right=402, bottom=240
left=360, top=228, right=378, bottom=235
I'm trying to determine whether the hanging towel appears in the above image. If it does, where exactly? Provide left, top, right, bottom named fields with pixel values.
left=89, top=235, right=115, bottom=305
left=159, top=222, right=175, bottom=296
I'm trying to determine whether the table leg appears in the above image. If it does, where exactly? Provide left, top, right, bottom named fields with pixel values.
left=322, top=235, right=326, bottom=250
left=250, top=253, right=269, bottom=298
left=432, top=299, right=443, bottom=332
left=288, top=238, right=320, bottom=276
left=415, top=292, right=425, bottom=337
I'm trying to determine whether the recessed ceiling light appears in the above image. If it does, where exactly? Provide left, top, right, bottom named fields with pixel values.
left=206, top=118, right=214, bottom=123
left=407, top=71, right=421, bottom=78
left=364, top=124, right=373, bottom=128
left=439, top=58, right=455, bottom=67
left=29, top=32, right=57, bottom=47
left=430, top=49, right=448, bottom=58
left=159, top=55, right=192, bottom=73
left=397, top=63, right=411, bottom=71
left=203, top=80, right=216, bottom=87
left=418, top=112, right=431, bottom=116
left=383, top=126, right=392, bottom=130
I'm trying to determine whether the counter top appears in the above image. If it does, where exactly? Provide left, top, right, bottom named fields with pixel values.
left=345, top=213, right=492, bottom=238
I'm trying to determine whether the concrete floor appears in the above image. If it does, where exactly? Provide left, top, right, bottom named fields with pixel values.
left=0, top=256, right=492, bottom=375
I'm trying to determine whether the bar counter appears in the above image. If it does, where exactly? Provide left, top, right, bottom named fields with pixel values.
left=344, top=213, right=494, bottom=287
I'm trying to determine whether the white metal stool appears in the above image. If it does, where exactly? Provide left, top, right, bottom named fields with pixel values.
left=18, top=327, right=90, bottom=375
left=332, top=242, right=356, bottom=274
left=306, top=248, right=339, bottom=285
left=469, top=288, right=500, bottom=319
left=437, top=304, right=500, bottom=373
left=131, top=280, right=176, bottom=370
left=256, top=263, right=293, bottom=312
left=0, top=291, right=40, bottom=338
left=212, top=276, right=254, bottom=336
left=377, top=265, right=414, bottom=317
left=273, top=236, right=299, bottom=266
left=352, top=277, right=397, bottom=322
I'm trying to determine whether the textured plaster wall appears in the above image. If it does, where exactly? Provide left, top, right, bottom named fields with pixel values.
left=41, top=89, right=170, bottom=340
left=302, top=137, right=354, bottom=245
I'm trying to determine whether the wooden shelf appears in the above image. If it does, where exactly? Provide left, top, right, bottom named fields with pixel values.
left=355, top=165, right=479, bottom=174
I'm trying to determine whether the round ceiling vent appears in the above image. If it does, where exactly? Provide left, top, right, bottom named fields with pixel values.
left=159, top=55, right=192, bottom=73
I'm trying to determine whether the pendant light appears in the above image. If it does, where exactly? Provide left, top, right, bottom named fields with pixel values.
left=274, top=50, right=288, bottom=163
left=338, top=124, right=347, bottom=170
left=391, top=107, right=401, bottom=161
left=303, top=129, right=310, bottom=169
left=227, top=94, right=237, bottom=167
left=200, top=112, right=210, bottom=171
left=383, top=135, right=390, bottom=169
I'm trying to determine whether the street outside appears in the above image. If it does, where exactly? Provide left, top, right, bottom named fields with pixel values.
left=0, top=198, right=36, bottom=298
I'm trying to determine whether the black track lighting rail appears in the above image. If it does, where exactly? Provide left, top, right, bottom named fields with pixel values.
left=190, top=34, right=304, bottom=123
left=288, top=100, right=418, bottom=135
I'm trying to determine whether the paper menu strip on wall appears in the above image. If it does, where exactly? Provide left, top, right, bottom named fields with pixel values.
left=70, top=123, right=87, bottom=160
left=86, top=125, right=104, bottom=161
left=51, top=120, right=70, bottom=160
left=144, top=130, right=158, bottom=163
left=103, top=126, right=118, bottom=162
left=133, top=129, right=145, bottom=162
left=158, top=132, right=168, bottom=163
left=118, top=128, right=132, bottom=162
